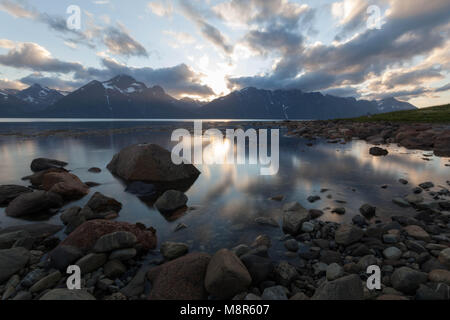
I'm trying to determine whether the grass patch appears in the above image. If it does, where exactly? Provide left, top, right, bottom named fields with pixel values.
left=348, top=104, right=450, bottom=123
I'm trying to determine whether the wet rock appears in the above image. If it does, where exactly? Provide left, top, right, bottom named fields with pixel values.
left=41, top=171, right=89, bottom=200
left=359, top=204, right=376, bottom=219
left=274, top=261, right=298, bottom=287
left=307, top=195, right=321, bottom=203
left=109, top=248, right=137, bottom=261
left=232, top=244, right=250, bottom=257
left=161, top=242, right=189, bottom=260
left=298, top=244, right=320, bottom=260
left=320, top=250, right=342, bottom=264
left=240, top=254, right=273, bottom=285
left=419, top=182, right=434, bottom=190
left=76, top=253, right=107, bottom=274
left=391, top=267, right=427, bottom=294
left=40, top=289, right=95, bottom=300
left=405, top=194, right=424, bottom=204
left=86, top=192, right=122, bottom=215
left=88, top=167, right=101, bottom=173
left=5, top=191, right=63, bottom=218
left=282, top=205, right=310, bottom=235
left=30, top=271, right=61, bottom=293
left=252, top=235, right=271, bottom=248
left=0, top=247, right=29, bottom=283
left=48, top=245, right=84, bottom=271
left=261, top=286, right=288, bottom=300
left=284, top=239, right=299, bottom=252
left=255, top=217, right=279, bottom=228
left=60, top=206, right=82, bottom=225
left=31, top=158, right=67, bottom=172
left=301, top=221, right=315, bottom=233
left=392, top=197, right=410, bottom=207
left=93, top=231, right=138, bottom=253
left=154, top=190, right=188, bottom=213
left=205, top=249, right=252, bottom=299
left=438, top=248, right=450, bottom=268
left=326, top=263, right=344, bottom=281
left=428, top=269, right=450, bottom=286
left=399, top=179, right=408, bottom=185
left=403, top=225, right=430, bottom=241
left=312, top=274, right=364, bottom=300
left=383, top=247, right=402, bottom=260
left=332, top=207, right=346, bottom=215
left=369, top=147, right=388, bottom=156
left=61, top=220, right=157, bottom=253
left=107, top=143, right=200, bottom=184
left=335, top=224, right=364, bottom=246
left=148, top=253, right=211, bottom=300
left=0, top=185, right=32, bottom=207
left=416, top=283, right=449, bottom=300
left=0, top=230, right=31, bottom=249
left=309, top=209, right=323, bottom=219
left=104, top=260, right=126, bottom=279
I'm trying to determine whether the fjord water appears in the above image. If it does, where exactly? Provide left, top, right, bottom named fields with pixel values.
left=0, top=120, right=448, bottom=261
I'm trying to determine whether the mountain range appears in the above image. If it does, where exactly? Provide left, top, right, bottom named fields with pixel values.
left=0, top=75, right=416, bottom=119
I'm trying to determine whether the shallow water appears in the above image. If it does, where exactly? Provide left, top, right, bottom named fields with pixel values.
left=0, top=120, right=449, bottom=261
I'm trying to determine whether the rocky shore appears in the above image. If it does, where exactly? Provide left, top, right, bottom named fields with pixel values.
left=0, top=122, right=449, bottom=300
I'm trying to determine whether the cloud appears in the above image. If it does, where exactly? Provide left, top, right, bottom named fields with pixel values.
left=435, top=83, right=450, bottom=93
left=147, top=1, right=173, bottom=17
left=19, top=73, right=84, bottom=91
left=0, top=77, right=26, bottom=90
left=179, top=0, right=233, bottom=55
left=0, top=0, right=36, bottom=18
left=0, top=40, right=84, bottom=73
left=103, top=23, right=148, bottom=57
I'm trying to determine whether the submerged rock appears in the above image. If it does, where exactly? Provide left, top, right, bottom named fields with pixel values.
left=5, top=191, right=63, bottom=218
left=107, top=143, right=200, bottom=185
left=154, top=190, right=188, bottom=213
left=30, top=158, right=68, bottom=172
left=369, top=147, right=388, bottom=156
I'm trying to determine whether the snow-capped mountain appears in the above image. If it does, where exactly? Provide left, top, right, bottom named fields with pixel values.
left=376, top=97, right=416, bottom=112
left=15, top=84, right=64, bottom=109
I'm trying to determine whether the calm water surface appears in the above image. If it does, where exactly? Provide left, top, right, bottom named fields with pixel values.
left=0, top=120, right=449, bottom=261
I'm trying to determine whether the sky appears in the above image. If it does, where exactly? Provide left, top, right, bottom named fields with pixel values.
left=0, top=0, right=449, bottom=107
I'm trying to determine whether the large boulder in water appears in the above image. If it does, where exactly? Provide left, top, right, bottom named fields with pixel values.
left=5, top=191, right=63, bottom=218
left=30, top=158, right=68, bottom=172
left=60, top=220, right=157, bottom=253
left=41, top=171, right=89, bottom=200
left=107, top=144, right=200, bottom=186
left=0, top=185, right=33, bottom=207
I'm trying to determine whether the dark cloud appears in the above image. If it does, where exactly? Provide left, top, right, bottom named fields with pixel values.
left=435, top=83, right=450, bottom=93
left=20, top=73, right=84, bottom=91
left=103, top=24, right=148, bottom=57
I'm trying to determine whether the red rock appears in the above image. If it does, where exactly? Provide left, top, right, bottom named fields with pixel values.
left=61, top=220, right=157, bottom=252
left=147, top=253, right=211, bottom=300
left=42, top=171, right=89, bottom=200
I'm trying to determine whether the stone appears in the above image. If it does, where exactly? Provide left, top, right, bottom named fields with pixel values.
left=41, top=171, right=89, bottom=200
left=419, top=182, right=434, bottom=189
left=282, top=201, right=304, bottom=212
left=5, top=191, right=63, bottom=218
left=307, top=195, right=321, bottom=203
left=301, top=221, right=315, bottom=233
left=107, top=143, right=200, bottom=183
left=0, top=230, right=31, bottom=249
left=60, top=206, right=82, bottom=225
left=405, top=194, right=424, bottom=204
left=48, top=245, right=84, bottom=271
left=240, top=254, right=273, bottom=285
left=404, top=225, right=430, bottom=241
left=93, top=231, right=137, bottom=252
left=104, top=260, right=127, bottom=278
left=282, top=207, right=310, bottom=235
left=326, top=263, right=344, bottom=281
left=75, top=253, right=107, bottom=274
left=30, top=158, right=67, bottom=172
left=40, top=289, right=95, bottom=300
left=312, top=274, right=364, bottom=300
left=125, top=181, right=157, bottom=198
left=0, top=223, right=62, bottom=239
left=284, top=239, right=299, bottom=252
left=309, top=209, right=323, bottom=219
left=383, top=234, right=399, bottom=244
left=261, top=286, right=288, bottom=300
left=0, top=185, right=32, bottom=206
left=335, top=224, right=364, bottom=246
left=274, top=261, right=298, bottom=286
left=154, top=190, right=188, bottom=213
left=369, top=147, right=388, bottom=156
left=359, top=204, right=376, bottom=219
left=61, top=220, right=157, bottom=252
left=254, top=217, right=279, bottom=228
left=398, top=178, right=408, bottom=185
left=205, top=249, right=252, bottom=299
left=245, top=293, right=262, bottom=300
left=232, top=244, right=250, bottom=257
left=0, top=247, right=29, bottom=284
left=391, top=267, right=427, bottom=294
left=30, top=271, right=61, bottom=293
left=392, top=197, right=410, bottom=207
left=161, top=242, right=189, bottom=260
left=438, top=248, right=450, bottom=267
left=320, top=250, right=342, bottom=264
left=428, top=269, right=450, bottom=286
left=86, top=192, right=122, bottom=215
left=383, top=247, right=402, bottom=260
left=148, top=253, right=211, bottom=300
left=88, top=167, right=101, bottom=173
left=252, top=235, right=271, bottom=248
left=109, top=248, right=137, bottom=261
left=332, top=207, right=346, bottom=215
